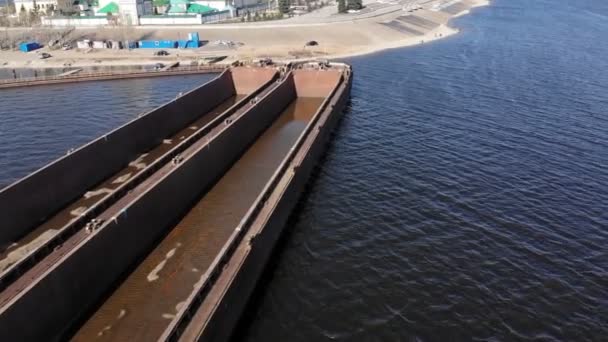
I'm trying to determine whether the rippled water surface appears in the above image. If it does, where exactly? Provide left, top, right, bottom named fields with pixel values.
left=1, top=0, right=608, bottom=340
left=238, top=0, right=608, bottom=340
left=0, top=74, right=214, bottom=188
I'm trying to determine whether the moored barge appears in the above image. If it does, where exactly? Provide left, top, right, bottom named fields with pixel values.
left=0, top=61, right=352, bottom=341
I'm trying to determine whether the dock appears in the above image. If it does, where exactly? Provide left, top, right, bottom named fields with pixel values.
left=0, top=65, right=227, bottom=89
left=0, top=61, right=352, bottom=341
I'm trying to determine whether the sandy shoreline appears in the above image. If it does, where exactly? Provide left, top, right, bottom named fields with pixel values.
left=0, top=0, right=489, bottom=70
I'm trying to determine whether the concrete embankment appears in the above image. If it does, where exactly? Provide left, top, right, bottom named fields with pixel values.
left=0, top=66, right=226, bottom=89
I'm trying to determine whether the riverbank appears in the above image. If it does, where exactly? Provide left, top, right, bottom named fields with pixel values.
left=0, top=0, right=489, bottom=69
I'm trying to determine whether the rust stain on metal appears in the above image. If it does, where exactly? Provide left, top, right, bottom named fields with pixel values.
left=72, top=97, right=322, bottom=342
left=0, top=66, right=279, bottom=307
left=0, top=61, right=352, bottom=342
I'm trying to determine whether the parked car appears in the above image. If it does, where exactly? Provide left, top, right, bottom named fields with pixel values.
left=154, top=50, right=169, bottom=56
left=154, top=63, right=165, bottom=70
left=259, top=58, right=273, bottom=66
left=39, top=52, right=52, bottom=59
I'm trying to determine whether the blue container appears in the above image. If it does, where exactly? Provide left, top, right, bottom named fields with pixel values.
left=188, top=32, right=200, bottom=48
left=19, top=42, right=41, bottom=52
left=176, top=33, right=201, bottom=49
left=177, top=40, right=200, bottom=49
left=138, top=40, right=177, bottom=49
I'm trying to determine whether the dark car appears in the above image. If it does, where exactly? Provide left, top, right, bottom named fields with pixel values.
left=39, top=52, right=52, bottom=59
left=154, top=50, right=169, bottom=56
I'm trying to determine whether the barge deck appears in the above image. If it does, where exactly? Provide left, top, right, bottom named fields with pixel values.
left=74, top=97, right=323, bottom=341
left=0, top=61, right=352, bottom=342
left=0, top=95, right=243, bottom=276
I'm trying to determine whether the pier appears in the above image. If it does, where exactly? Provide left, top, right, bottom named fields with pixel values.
left=0, top=65, right=227, bottom=89
left=0, top=61, right=352, bottom=341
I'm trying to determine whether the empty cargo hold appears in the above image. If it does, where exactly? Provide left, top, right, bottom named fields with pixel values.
left=0, top=66, right=280, bottom=341
left=0, top=62, right=352, bottom=342
left=73, top=68, right=348, bottom=341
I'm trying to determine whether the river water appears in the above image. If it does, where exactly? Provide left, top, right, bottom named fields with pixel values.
left=0, top=74, right=215, bottom=188
left=237, top=0, right=608, bottom=340
left=1, top=0, right=607, bottom=340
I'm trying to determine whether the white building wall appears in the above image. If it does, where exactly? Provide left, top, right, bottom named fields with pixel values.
left=140, top=15, right=203, bottom=24
left=117, top=0, right=139, bottom=25
left=95, top=0, right=147, bottom=25
left=192, top=0, right=228, bottom=11
left=41, top=11, right=233, bottom=26
left=41, top=16, right=108, bottom=26
left=232, top=0, right=260, bottom=8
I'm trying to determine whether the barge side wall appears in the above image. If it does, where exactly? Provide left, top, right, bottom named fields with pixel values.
left=293, top=69, right=342, bottom=98
left=0, top=71, right=235, bottom=247
left=183, top=70, right=351, bottom=342
left=0, top=73, right=297, bottom=342
left=232, top=67, right=280, bottom=95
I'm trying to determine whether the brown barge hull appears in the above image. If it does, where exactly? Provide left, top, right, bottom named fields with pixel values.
left=0, top=65, right=284, bottom=341
left=0, top=66, right=273, bottom=249
left=162, top=63, right=353, bottom=342
left=0, top=62, right=352, bottom=342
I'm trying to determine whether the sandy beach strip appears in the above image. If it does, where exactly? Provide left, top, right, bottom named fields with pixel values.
left=0, top=0, right=489, bottom=69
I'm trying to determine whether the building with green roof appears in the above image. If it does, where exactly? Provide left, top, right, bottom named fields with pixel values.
left=167, top=0, right=217, bottom=14
left=186, top=3, right=213, bottom=13
left=96, top=0, right=118, bottom=13
left=93, top=0, right=153, bottom=24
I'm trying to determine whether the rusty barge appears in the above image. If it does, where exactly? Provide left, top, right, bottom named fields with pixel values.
left=0, top=61, right=352, bottom=341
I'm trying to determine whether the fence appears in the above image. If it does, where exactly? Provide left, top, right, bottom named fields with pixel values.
left=41, top=16, right=108, bottom=27
left=41, top=11, right=232, bottom=27
left=236, top=2, right=274, bottom=17
left=139, top=12, right=232, bottom=25
left=201, top=10, right=232, bottom=23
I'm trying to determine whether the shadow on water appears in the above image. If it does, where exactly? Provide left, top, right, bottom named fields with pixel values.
left=231, top=102, right=353, bottom=342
